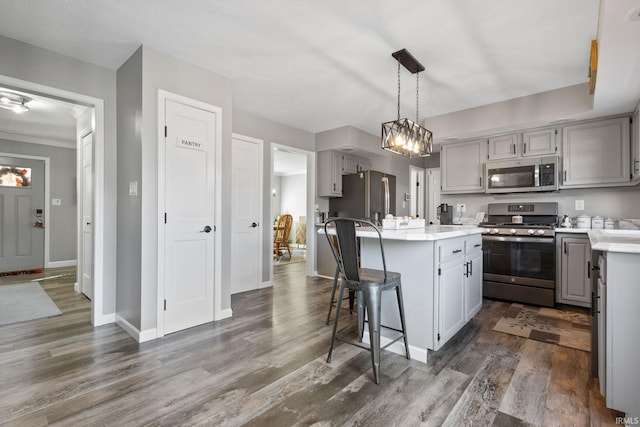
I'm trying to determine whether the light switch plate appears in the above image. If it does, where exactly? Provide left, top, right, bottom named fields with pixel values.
left=129, top=181, right=138, bottom=196
left=575, top=200, right=584, bottom=211
left=51, top=198, right=61, bottom=206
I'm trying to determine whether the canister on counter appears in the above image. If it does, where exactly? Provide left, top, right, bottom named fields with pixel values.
left=576, top=214, right=591, bottom=229
left=592, top=216, right=604, bottom=229
left=604, top=218, right=616, bottom=229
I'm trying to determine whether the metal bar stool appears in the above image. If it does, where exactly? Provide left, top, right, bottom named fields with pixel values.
left=325, top=234, right=355, bottom=325
left=324, top=218, right=410, bottom=384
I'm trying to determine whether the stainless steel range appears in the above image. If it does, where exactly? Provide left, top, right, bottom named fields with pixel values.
left=480, top=202, right=558, bottom=307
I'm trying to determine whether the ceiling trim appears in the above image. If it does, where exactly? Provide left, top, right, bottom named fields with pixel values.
left=0, top=131, right=76, bottom=149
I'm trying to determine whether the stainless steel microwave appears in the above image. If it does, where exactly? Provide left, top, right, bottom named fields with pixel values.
left=485, top=156, right=559, bottom=194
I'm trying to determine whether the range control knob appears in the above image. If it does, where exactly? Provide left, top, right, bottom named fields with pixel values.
left=492, top=228, right=500, bottom=234
left=510, top=229, right=517, bottom=235
left=537, top=229, right=546, bottom=235
left=528, top=229, right=535, bottom=235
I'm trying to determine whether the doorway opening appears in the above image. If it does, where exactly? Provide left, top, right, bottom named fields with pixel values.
left=0, top=76, right=106, bottom=326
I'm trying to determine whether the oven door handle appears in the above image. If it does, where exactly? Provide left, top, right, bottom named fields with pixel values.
left=482, top=235, right=555, bottom=244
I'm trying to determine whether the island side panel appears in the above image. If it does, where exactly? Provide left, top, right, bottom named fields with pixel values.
left=360, top=237, right=435, bottom=364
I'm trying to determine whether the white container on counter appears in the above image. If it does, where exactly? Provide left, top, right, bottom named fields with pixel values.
left=576, top=215, right=591, bottom=229
left=592, top=216, right=604, bottom=229
left=604, top=218, right=616, bottom=229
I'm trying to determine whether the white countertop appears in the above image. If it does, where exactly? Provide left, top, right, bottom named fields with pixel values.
left=555, top=227, right=593, bottom=234
left=319, top=225, right=484, bottom=241
left=588, top=229, right=640, bottom=254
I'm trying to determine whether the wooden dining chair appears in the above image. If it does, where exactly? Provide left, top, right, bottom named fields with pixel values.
left=273, top=214, right=293, bottom=259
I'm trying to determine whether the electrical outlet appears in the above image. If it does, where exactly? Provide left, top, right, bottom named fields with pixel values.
left=575, top=200, right=584, bottom=211
left=456, top=203, right=466, bottom=213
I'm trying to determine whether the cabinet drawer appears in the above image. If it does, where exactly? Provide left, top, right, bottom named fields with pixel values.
left=438, top=239, right=465, bottom=263
left=465, top=235, right=482, bottom=254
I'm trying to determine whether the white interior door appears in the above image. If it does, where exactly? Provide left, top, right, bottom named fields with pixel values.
left=0, top=157, right=45, bottom=273
left=427, top=168, right=441, bottom=224
left=81, top=132, right=93, bottom=299
left=163, top=99, right=217, bottom=335
left=230, top=135, right=262, bottom=294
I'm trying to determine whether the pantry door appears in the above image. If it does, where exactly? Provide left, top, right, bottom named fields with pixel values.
left=162, top=98, right=218, bottom=335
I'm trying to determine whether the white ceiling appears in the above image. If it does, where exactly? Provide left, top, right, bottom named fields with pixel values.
left=273, top=149, right=307, bottom=176
left=0, top=0, right=639, bottom=143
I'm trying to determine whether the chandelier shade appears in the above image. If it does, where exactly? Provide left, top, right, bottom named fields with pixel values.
left=381, top=49, right=433, bottom=158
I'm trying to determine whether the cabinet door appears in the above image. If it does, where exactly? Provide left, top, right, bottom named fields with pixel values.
left=357, top=157, right=371, bottom=172
left=440, top=139, right=486, bottom=194
left=561, top=117, right=630, bottom=188
left=317, top=151, right=342, bottom=197
left=437, top=260, right=465, bottom=347
left=522, top=127, right=557, bottom=157
left=558, top=236, right=591, bottom=306
left=465, top=249, right=483, bottom=321
left=632, top=108, right=640, bottom=183
left=342, top=155, right=357, bottom=175
left=487, top=133, right=518, bottom=160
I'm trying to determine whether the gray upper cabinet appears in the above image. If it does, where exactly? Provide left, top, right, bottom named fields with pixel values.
left=356, top=157, right=371, bottom=172
left=440, top=139, right=486, bottom=194
left=317, top=150, right=342, bottom=197
left=632, top=108, right=640, bottom=183
left=561, top=117, right=630, bottom=188
left=487, top=128, right=557, bottom=160
left=521, top=127, right=558, bottom=157
left=341, top=154, right=357, bottom=175
left=487, top=133, right=518, bottom=160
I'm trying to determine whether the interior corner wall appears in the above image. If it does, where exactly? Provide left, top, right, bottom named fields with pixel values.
left=140, top=46, right=233, bottom=331
left=116, top=47, right=143, bottom=329
left=0, top=34, right=118, bottom=318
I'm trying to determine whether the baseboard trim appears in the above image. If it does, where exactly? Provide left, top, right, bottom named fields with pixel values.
left=93, top=312, right=116, bottom=327
left=214, top=308, right=232, bottom=321
left=362, top=334, right=427, bottom=364
left=115, top=314, right=157, bottom=343
left=260, top=280, right=272, bottom=289
left=74, top=282, right=80, bottom=293
left=47, top=260, right=77, bottom=268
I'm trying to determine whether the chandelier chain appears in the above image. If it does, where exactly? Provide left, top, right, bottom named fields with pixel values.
left=416, top=73, right=419, bottom=123
left=397, top=62, right=401, bottom=121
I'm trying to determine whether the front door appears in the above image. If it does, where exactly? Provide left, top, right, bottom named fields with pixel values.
left=230, top=136, right=262, bottom=294
left=0, top=156, right=45, bottom=273
left=163, top=99, right=217, bottom=335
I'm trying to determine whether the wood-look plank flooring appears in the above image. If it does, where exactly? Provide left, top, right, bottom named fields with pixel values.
left=0, top=264, right=623, bottom=426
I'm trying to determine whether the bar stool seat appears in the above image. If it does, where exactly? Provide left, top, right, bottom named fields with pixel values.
left=324, top=218, right=410, bottom=384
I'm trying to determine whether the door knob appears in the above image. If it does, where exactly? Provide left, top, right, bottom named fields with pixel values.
left=201, top=225, right=212, bottom=233
left=250, top=222, right=259, bottom=228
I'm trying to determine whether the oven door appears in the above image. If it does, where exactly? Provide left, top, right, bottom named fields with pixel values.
left=482, top=235, right=555, bottom=288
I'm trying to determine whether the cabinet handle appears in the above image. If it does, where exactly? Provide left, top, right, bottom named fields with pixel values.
left=479, top=176, right=482, bottom=187
left=523, top=142, right=527, bottom=154
left=635, top=159, right=639, bottom=173
left=564, top=242, right=567, bottom=254
left=474, top=243, right=481, bottom=248
left=587, top=261, right=591, bottom=279
left=453, top=249, right=462, bottom=254
left=464, top=261, right=469, bottom=277
left=512, top=143, right=516, bottom=154
left=469, top=259, right=473, bottom=275
left=563, top=170, right=567, bottom=182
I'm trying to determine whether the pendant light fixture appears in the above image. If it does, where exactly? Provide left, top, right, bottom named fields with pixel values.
left=0, top=92, right=30, bottom=113
left=381, top=49, right=433, bottom=158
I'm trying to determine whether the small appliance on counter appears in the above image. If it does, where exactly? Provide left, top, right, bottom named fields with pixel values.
left=438, top=204, right=453, bottom=225
left=560, top=215, right=572, bottom=228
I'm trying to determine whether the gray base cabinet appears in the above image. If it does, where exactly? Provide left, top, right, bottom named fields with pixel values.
left=556, top=233, right=591, bottom=307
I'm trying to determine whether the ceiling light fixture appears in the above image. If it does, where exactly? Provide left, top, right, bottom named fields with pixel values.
left=0, top=92, right=30, bottom=113
left=381, top=49, right=433, bottom=158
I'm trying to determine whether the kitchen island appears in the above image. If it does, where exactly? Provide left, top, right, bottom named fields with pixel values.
left=320, top=224, right=484, bottom=363
left=588, top=229, right=640, bottom=422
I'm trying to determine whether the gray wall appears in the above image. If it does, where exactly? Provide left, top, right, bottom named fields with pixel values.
left=232, top=108, right=315, bottom=282
left=139, top=46, right=233, bottom=331
left=0, top=138, right=77, bottom=262
left=0, top=34, right=118, bottom=318
left=116, top=47, right=143, bottom=329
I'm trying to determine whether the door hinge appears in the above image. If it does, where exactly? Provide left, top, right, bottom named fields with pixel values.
left=438, top=267, right=441, bottom=276
left=164, top=126, right=167, bottom=137
left=164, top=299, right=167, bottom=311
left=437, top=333, right=441, bottom=341
left=164, top=212, right=167, bottom=224
left=214, top=225, right=217, bottom=232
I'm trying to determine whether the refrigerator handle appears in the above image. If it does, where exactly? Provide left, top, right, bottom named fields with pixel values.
left=382, top=177, right=390, bottom=217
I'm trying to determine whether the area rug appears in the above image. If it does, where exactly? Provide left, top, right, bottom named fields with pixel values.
left=493, top=303, right=590, bottom=352
left=0, top=282, right=62, bottom=326
left=273, top=255, right=306, bottom=265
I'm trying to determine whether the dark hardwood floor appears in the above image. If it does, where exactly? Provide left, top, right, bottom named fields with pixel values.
left=0, top=263, right=622, bottom=426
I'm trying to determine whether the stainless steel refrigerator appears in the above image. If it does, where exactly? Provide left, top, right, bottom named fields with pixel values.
left=328, top=171, right=396, bottom=223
